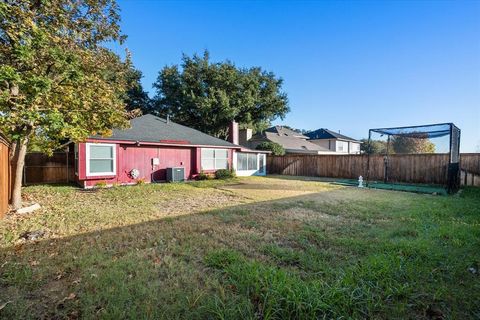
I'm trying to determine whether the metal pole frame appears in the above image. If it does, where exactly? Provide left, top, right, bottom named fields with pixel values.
left=366, top=129, right=372, bottom=186
left=384, top=135, right=390, bottom=183
left=449, top=123, right=453, bottom=164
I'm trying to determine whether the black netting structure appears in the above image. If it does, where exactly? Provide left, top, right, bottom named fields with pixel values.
left=366, top=123, right=461, bottom=194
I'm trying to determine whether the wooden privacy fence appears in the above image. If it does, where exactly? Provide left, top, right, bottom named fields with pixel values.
left=0, top=134, right=11, bottom=216
left=267, top=153, right=480, bottom=186
left=24, top=152, right=74, bottom=185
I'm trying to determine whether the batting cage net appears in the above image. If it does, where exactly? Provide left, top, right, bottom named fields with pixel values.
left=366, top=123, right=461, bottom=194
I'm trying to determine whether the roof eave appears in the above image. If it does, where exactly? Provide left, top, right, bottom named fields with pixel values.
left=86, top=137, right=241, bottom=149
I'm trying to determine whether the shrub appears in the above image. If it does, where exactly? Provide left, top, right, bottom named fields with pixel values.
left=256, top=141, right=285, bottom=156
left=197, top=171, right=211, bottom=180
left=215, top=169, right=235, bottom=179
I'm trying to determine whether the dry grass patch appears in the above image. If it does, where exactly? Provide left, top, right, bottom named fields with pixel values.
left=0, top=177, right=479, bottom=319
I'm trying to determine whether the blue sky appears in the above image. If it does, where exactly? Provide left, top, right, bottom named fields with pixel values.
left=114, top=0, right=480, bottom=152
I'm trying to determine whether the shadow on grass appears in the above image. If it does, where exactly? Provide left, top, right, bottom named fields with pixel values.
left=0, top=182, right=479, bottom=319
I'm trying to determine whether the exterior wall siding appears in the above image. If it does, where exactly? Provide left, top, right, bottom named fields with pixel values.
left=76, top=141, right=236, bottom=187
left=310, top=139, right=361, bottom=154
left=309, top=139, right=331, bottom=150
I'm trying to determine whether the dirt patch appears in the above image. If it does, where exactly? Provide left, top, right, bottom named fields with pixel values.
left=156, top=190, right=245, bottom=216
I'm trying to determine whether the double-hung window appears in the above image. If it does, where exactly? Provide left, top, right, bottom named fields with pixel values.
left=201, top=148, right=228, bottom=170
left=86, top=143, right=116, bottom=176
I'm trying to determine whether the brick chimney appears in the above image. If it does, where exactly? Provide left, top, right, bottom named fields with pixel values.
left=228, top=121, right=239, bottom=145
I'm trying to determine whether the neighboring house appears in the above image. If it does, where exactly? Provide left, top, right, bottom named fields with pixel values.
left=305, top=129, right=361, bottom=154
left=240, top=126, right=336, bottom=154
left=73, top=114, right=267, bottom=188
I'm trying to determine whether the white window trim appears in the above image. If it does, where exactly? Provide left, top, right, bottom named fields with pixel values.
left=236, top=152, right=259, bottom=171
left=201, top=148, right=229, bottom=170
left=258, top=153, right=266, bottom=175
left=234, top=152, right=266, bottom=176
left=85, top=143, right=116, bottom=177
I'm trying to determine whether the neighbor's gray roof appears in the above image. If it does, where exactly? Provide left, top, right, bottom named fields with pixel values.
left=249, top=127, right=330, bottom=152
left=305, top=128, right=360, bottom=142
left=264, top=126, right=309, bottom=139
left=263, top=132, right=330, bottom=152
left=90, top=114, right=238, bottom=148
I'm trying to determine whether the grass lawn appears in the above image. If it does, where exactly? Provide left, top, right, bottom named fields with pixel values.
left=0, top=176, right=479, bottom=319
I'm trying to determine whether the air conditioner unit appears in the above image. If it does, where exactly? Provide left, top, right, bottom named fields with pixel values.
left=166, top=167, right=185, bottom=182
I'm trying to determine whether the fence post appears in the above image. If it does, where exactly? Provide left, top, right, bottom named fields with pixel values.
left=66, top=150, right=69, bottom=183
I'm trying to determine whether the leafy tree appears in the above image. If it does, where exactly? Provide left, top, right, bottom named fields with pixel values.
left=256, top=141, right=285, bottom=156
left=239, top=120, right=271, bottom=135
left=391, top=136, right=436, bottom=154
left=124, top=65, right=151, bottom=115
left=360, top=139, right=388, bottom=154
left=152, top=51, right=289, bottom=139
left=0, top=0, right=132, bottom=209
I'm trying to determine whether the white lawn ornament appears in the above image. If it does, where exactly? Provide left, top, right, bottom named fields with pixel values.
left=358, top=176, right=364, bottom=188
left=130, top=168, right=140, bottom=179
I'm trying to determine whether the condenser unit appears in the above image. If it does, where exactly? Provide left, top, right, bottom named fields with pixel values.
left=166, top=167, right=185, bottom=182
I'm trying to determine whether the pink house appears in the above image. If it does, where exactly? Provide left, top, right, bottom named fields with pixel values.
left=73, top=114, right=267, bottom=188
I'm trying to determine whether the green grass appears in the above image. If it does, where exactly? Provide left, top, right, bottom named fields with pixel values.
left=0, top=176, right=479, bottom=319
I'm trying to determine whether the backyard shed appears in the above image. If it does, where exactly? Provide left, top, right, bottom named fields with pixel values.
left=73, top=114, right=267, bottom=188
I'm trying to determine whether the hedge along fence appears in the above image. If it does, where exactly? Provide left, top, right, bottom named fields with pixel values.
left=267, top=153, right=480, bottom=186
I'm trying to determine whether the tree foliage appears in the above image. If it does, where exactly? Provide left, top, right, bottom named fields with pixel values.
left=256, top=141, right=285, bottom=156
left=0, top=0, right=132, bottom=208
left=361, top=136, right=436, bottom=155
left=360, top=139, right=388, bottom=154
left=124, top=66, right=151, bottom=115
left=391, top=136, right=436, bottom=154
left=0, top=0, right=132, bottom=150
left=151, top=51, right=289, bottom=139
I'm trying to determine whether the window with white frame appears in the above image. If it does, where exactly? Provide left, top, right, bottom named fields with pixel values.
left=237, top=153, right=258, bottom=171
left=201, top=148, right=228, bottom=170
left=86, top=143, right=116, bottom=176
left=337, top=141, right=348, bottom=152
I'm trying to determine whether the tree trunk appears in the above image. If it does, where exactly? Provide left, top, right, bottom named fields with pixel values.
left=11, top=137, right=29, bottom=210
left=9, top=141, right=17, bottom=162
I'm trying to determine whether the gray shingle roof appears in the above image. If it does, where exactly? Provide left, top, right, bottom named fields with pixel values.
left=90, top=114, right=238, bottom=148
left=263, top=133, right=330, bottom=152
left=264, top=126, right=308, bottom=139
left=305, top=128, right=359, bottom=142
left=249, top=126, right=330, bottom=153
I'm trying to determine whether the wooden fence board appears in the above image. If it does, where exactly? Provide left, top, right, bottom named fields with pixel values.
left=267, top=153, right=480, bottom=186
left=0, top=135, right=10, bottom=217
left=24, top=151, right=74, bottom=185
